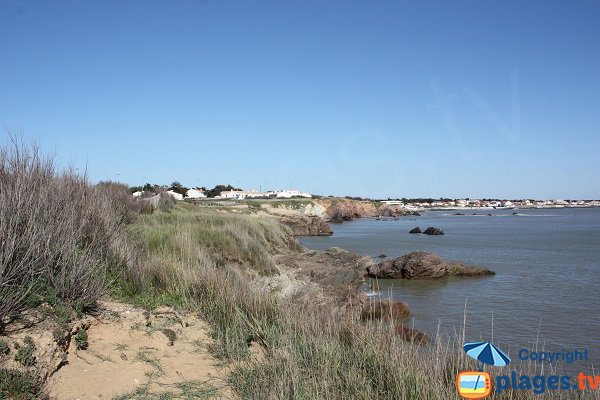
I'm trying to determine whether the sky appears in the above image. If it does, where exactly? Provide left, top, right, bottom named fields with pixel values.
left=1, top=0, right=599, bottom=199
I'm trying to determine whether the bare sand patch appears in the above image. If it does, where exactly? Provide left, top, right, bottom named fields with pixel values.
left=46, top=301, right=233, bottom=400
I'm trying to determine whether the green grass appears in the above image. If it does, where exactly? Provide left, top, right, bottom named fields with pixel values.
left=112, top=380, right=218, bottom=400
left=0, top=368, right=47, bottom=400
left=0, top=340, right=9, bottom=357
left=74, top=329, right=89, bottom=350
left=14, top=336, right=36, bottom=367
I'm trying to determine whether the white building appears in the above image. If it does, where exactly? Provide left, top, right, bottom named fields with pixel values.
left=216, top=189, right=311, bottom=200
left=186, top=188, right=206, bottom=199
left=132, top=191, right=143, bottom=198
left=271, top=189, right=312, bottom=199
left=167, top=190, right=184, bottom=201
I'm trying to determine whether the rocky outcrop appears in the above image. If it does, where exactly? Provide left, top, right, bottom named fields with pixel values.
left=423, top=227, right=444, bottom=235
left=366, top=251, right=494, bottom=279
left=315, top=199, right=416, bottom=222
left=275, top=247, right=374, bottom=288
left=360, top=300, right=411, bottom=321
left=409, top=227, right=421, bottom=234
left=279, top=215, right=333, bottom=236
left=273, top=248, right=377, bottom=318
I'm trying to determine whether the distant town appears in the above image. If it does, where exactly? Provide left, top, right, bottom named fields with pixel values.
left=131, top=182, right=599, bottom=210
left=382, top=198, right=600, bottom=211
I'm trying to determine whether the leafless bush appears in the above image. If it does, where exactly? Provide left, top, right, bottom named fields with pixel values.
left=0, top=137, right=137, bottom=322
left=158, top=190, right=175, bottom=212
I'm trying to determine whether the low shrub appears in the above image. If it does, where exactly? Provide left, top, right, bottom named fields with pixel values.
left=74, top=329, right=89, bottom=350
left=0, top=368, right=47, bottom=400
left=14, top=336, right=35, bottom=367
left=0, top=339, right=9, bottom=356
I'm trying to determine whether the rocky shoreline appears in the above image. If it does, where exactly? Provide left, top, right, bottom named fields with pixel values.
left=269, top=245, right=494, bottom=343
left=272, top=198, right=420, bottom=237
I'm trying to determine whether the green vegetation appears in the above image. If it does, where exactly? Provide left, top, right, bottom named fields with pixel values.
left=269, top=198, right=314, bottom=209
left=14, top=336, right=36, bottom=367
left=168, top=181, right=189, bottom=196
left=0, top=340, right=9, bottom=357
left=0, top=369, right=47, bottom=400
left=74, top=329, right=89, bottom=350
left=112, top=380, right=217, bottom=400
left=204, top=184, right=241, bottom=198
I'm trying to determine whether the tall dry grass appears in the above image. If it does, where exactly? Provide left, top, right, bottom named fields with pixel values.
left=0, top=138, right=137, bottom=323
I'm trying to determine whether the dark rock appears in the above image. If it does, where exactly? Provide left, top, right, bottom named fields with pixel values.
left=162, top=328, right=177, bottom=346
left=412, top=212, right=421, bottom=216
left=454, top=212, right=465, bottom=216
left=279, top=216, right=333, bottom=236
left=395, top=326, right=430, bottom=345
left=423, top=227, right=444, bottom=235
left=366, top=251, right=495, bottom=279
left=409, top=227, right=421, bottom=234
left=330, top=210, right=345, bottom=223
left=377, top=254, right=387, bottom=259
left=361, top=300, right=411, bottom=321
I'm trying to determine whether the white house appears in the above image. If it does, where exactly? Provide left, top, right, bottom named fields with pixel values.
left=271, top=189, right=312, bottom=199
left=216, top=189, right=311, bottom=200
left=132, top=191, right=143, bottom=198
left=167, top=190, right=184, bottom=201
left=186, top=188, right=206, bottom=199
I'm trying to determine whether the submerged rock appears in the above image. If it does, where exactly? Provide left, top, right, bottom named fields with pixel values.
left=366, top=251, right=494, bottom=279
left=423, top=227, right=444, bottom=235
left=395, top=326, right=430, bottom=345
left=409, top=227, right=421, bottom=234
left=360, top=300, right=411, bottom=321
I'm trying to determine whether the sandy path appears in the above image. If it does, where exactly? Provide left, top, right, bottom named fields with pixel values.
left=47, top=301, right=233, bottom=400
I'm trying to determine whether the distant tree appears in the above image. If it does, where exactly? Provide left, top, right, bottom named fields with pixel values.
left=205, top=184, right=241, bottom=198
left=169, top=181, right=189, bottom=197
left=129, top=186, right=143, bottom=193
left=142, top=183, right=166, bottom=193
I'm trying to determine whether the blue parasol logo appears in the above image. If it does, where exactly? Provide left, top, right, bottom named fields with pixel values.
left=463, top=341, right=511, bottom=370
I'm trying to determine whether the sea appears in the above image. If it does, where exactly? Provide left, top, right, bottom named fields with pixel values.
left=299, top=208, right=600, bottom=371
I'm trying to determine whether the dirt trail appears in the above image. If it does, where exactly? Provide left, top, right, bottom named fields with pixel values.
left=46, top=301, right=233, bottom=400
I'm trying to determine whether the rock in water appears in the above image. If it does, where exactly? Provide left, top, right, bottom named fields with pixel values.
left=395, top=326, right=430, bottom=345
left=409, top=227, right=421, bottom=234
left=360, top=300, right=411, bottom=321
left=366, top=251, right=494, bottom=279
left=423, top=226, right=444, bottom=235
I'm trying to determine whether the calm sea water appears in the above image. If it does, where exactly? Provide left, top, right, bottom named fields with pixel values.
left=300, top=208, right=600, bottom=370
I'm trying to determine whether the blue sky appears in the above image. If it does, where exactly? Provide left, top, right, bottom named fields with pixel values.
left=1, top=0, right=599, bottom=199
